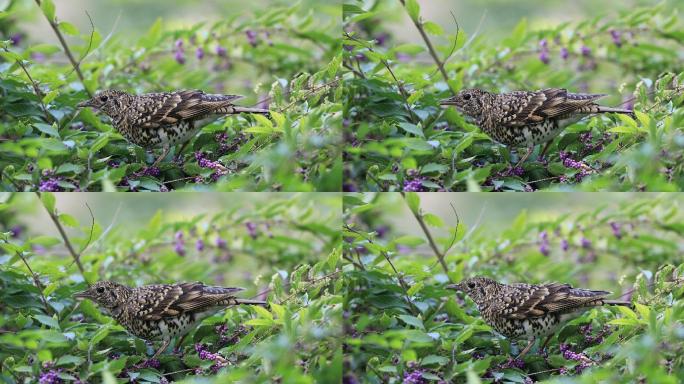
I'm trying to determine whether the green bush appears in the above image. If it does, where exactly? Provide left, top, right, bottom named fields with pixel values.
left=0, top=192, right=342, bottom=383
left=343, top=192, right=684, bottom=383
left=343, top=1, right=684, bottom=191
left=0, top=0, right=342, bottom=191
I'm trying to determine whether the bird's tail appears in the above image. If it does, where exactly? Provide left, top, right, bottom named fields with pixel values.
left=236, top=298, right=268, bottom=306
left=604, top=299, right=633, bottom=307
left=232, top=106, right=270, bottom=115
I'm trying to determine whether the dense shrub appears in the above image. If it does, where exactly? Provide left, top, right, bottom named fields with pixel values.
left=0, top=0, right=342, bottom=191
left=343, top=192, right=684, bottom=382
left=0, top=192, right=342, bottom=382
left=343, top=1, right=684, bottom=191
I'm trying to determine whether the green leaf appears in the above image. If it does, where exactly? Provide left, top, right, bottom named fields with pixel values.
left=30, top=235, right=61, bottom=247
left=42, top=90, right=59, bottom=105
left=252, top=304, right=273, bottom=320
left=58, top=21, right=79, bottom=36
left=398, top=314, right=424, bottom=330
left=392, top=235, right=425, bottom=247
left=423, top=21, right=444, bottom=36
left=423, top=213, right=444, bottom=227
left=58, top=213, right=79, bottom=227
left=405, top=0, right=420, bottom=22
left=40, top=0, right=56, bottom=21
left=405, top=192, right=421, bottom=215
left=398, top=122, right=424, bottom=138
left=34, top=123, right=60, bottom=138
left=34, top=314, right=60, bottom=329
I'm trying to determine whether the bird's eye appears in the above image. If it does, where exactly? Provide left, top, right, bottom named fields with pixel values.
left=96, top=287, right=105, bottom=294
left=463, top=93, right=471, bottom=101
left=99, top=95, right=108, bottom=102
left=467, top=282, right=476, bottom=289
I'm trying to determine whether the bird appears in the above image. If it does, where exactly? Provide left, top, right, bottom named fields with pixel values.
left=74, top=281, right=267, bottom=359
left=77, top=90, right=270, bottom=167
left=439, top=88, right=632, bottom=166
left=446, top=276, right=631, bottom=358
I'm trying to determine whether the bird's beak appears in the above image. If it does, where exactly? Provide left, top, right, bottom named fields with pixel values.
left=76, top=100, right=91, bottom=108
left=73, top=290, right=91, bottom=300
left=439, top=97, right=457, bottom=106
left=446, top=283, right=461, bottom=291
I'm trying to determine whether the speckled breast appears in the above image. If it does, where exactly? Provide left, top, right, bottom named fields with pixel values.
left=116, top=121, right=199, bottom=149
left=124, top=313, right=197, bottom=341
left=488, top=313, right=562, bottom=339
left=489, top=120, right=563, bottom=147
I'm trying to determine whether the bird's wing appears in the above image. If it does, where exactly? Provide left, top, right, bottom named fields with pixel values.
left=500, top=88, right=605, bottom=127
left=137, top=283, right=244, bottom=320
left=503, top=283, right=609, bottom=319
left=138, top=90, right=244, bottom=128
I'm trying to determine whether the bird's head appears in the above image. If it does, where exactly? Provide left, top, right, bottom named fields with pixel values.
left=439, top=88, right=489, bottom=119
left=77, top=90, right=127, bottom=116
left=446, top=276, right=498, bottom=304
left=74, top=281, right=130, bottom=315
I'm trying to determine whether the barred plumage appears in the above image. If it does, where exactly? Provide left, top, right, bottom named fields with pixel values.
left=447, top=276, right=630, bottom=357
left=78, top=90, right=269, bottom=165
left=75, top=281, right=266, bottom=358
left=440, top=88, right=632, bottom=164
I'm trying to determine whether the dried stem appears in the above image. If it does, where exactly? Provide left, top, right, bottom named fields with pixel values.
left=398, top=0, right=454, bottom=95
left=34, top=0, right=93, bottom=98
left=16, top=251, right=54, bottom=315
left=36, top=192, right=87, bottom=279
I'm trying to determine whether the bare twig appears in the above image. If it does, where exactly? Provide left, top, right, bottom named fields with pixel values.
left=36, top=192, right=87, bottom=279
left=398, top=0, right=454, bottom=95
left=34, top=0, right=93, bottom=98
left=65, top=11, right=95, bottom=78
left=16, top=251, right=54, bottom=315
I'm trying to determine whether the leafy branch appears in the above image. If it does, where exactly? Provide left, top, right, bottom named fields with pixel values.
left=34, top=0, right=93, bottom=98
left=2, top=48, right=56, bottom=124
left=15, top=251, right=54, bottom=316
left=36, top=192, right=87, bottom=280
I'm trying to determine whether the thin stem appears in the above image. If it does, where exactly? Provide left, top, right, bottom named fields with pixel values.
left=36, top=192, right=87, bottom=279
left=5, top=48, right=55, bottom=124
left=16, top=251, right=54, bottom=315
left=34, top=0, right=93, bottom=98
left=398, top=0, right=454, bottom=95
left=344, top=224, right=420, bottom=315
left=400, top=192, right=451, bottom=279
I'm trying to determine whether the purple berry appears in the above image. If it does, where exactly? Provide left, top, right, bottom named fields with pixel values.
left=581, top=45, right=591, bottom=57
left=196, top=47, right=204, bottom=60
left=560, top=47, right=569, bottom=60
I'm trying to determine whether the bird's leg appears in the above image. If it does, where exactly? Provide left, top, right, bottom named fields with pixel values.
left=540, top=334, right=554, bottom=352
left=517, top=338, right=536, bottom=359
left=539, top=141, right=553, bottom=160
left=150, top=338, right=171, bottom=360
left=151, top=144, right=171, bottom=168
left=514, top=147, right=534, bottom=168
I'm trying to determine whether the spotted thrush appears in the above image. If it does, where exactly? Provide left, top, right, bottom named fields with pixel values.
left=447, top=276, right=631, bottom=357
left=439, top=88, right=632, bottom=165
left=77, top=90, right=269, bottom=166
left=74, top=281, right=266, bottom=359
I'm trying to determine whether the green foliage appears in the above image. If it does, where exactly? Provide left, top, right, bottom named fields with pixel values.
left=0, top=0, right=342, bottom=191
left=343, top=192, right=684, bottom=383
left=0, top=193, right=342, bottom=383
left=343, top=1, right=684, bottom=192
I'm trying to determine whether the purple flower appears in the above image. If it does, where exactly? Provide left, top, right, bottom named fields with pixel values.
left=216, top=45, right=227, bottom=57
left=245, top=30, right=258, bottom=47
left=10, top=33, right=23, bottom=46
left=580, top=237, right=592, bottom=249
left=581, top=45, right=592, bottom=57
left=539, top=49, right=550, bottom=64
left=175, top=231, right=184, bottom=241
left=196, top=239, right=205, bottom=251
left=610, top=222, right=622, bottom=239
left=196, top=47, right=205, bottom=60
left=560, top=47, right=569, bottom=60
left=174, top=39, right=183, bottom=49
left=245, top=222, right=258, bottom=239
left=375, top=33, right=390, bottom=46
left=610, top=30, right=622, bottom=47
left=216, top=237, right=227, bottom=249
left=561, top=239, right=569, bottom=251
left=39, top=178, right=61, bottom=192
left=39, top=369, right=63, bottom=384
left=402, top=370, right=425, bottom=384
left=403, top=178, right=426, bottom=192
left=174, top=49, right=185, bottom=64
